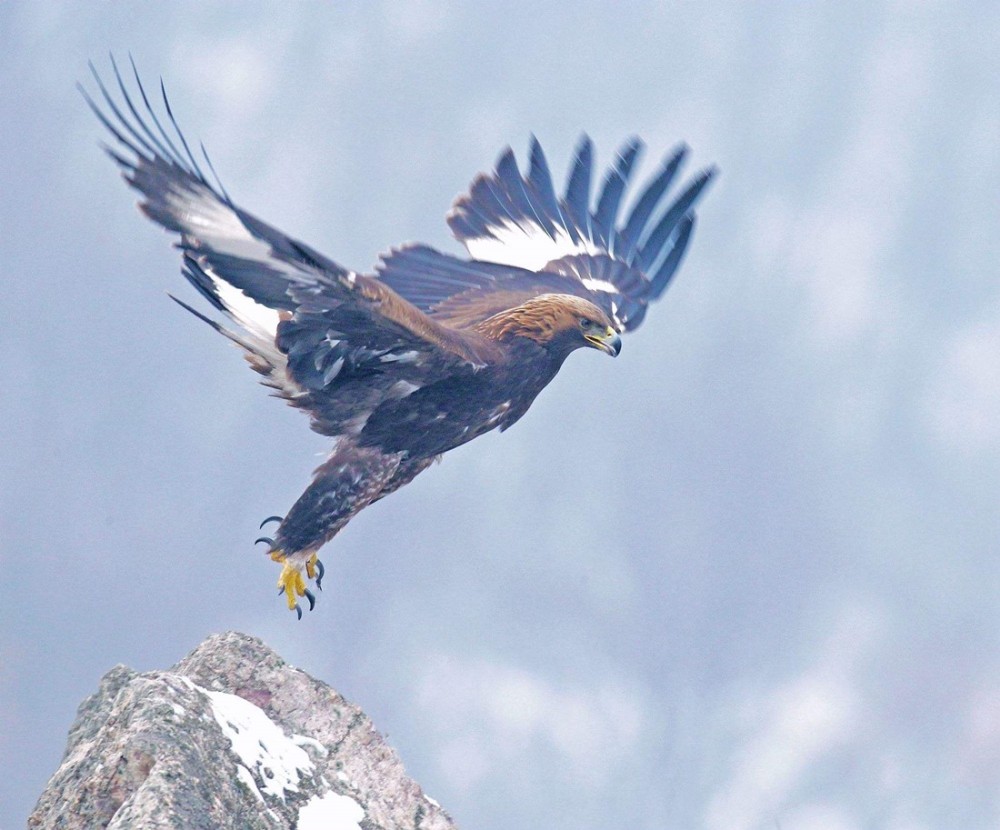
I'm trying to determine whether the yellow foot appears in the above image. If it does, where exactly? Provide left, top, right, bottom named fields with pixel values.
left=268, top=549, right=323, bottom=619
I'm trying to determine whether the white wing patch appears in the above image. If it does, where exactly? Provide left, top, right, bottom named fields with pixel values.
left=580, top=278, right=619, bottom=294
left=164, top=179, right=275, bottom=260
left=210, top=274, right=282, bottom=340
left=187, top=261, right=305, bottom=402
left=463, top=221, right=600, bottom=271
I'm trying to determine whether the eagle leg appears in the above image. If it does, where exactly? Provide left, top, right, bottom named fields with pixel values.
left=264, top=441, right=406, bottom=615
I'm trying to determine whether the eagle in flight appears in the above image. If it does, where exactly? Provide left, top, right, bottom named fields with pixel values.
left=83, top=58, right=715, bottom=617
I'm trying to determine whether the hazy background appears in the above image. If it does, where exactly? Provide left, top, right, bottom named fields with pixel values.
left=1, top=3, right=997, bottom=828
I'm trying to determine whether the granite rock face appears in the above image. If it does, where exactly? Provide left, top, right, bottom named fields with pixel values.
left=29, top=632, right=454, bottom=830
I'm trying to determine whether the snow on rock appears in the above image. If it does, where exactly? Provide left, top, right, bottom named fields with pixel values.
left=205, top=688, right=314, bottom=799
left=297, top=791, right=366, bottom=830
left=236, top=763, right=266, bottom=804
left=293, top=733, right=330, bottom=755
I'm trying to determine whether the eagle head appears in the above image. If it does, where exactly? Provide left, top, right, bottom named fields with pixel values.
left=477, top=293, right=622, bottom=358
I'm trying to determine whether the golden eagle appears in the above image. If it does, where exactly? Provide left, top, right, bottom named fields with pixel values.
left=82, top=58, right=715, bottom=617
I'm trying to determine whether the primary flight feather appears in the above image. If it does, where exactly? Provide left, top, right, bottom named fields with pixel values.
left=82, top=57, right=715, bottom=617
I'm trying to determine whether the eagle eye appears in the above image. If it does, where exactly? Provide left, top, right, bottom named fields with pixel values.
left=579, top=317, right=593, bottom=329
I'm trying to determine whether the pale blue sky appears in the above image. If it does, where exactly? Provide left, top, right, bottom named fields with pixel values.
left=1, top=3, right=998, bottom=828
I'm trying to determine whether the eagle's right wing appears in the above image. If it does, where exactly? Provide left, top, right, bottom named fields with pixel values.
left=82, top=57, right=498, bottom=438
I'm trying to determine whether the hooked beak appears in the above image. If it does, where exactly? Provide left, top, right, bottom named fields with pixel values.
left=585, top=326, right=622, bottom=357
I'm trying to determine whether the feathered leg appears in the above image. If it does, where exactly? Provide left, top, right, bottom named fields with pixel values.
left=267, top=441, right=403, bottom=616
left=369, top=455, right=438, bottom=505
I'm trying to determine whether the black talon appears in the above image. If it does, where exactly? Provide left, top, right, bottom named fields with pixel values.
left=304, top=589, right=316, bottom=611
left=295, top=605, right=303, bottom=621
left=315, top=559, right=325, bottom=590
left=255, top=536, right=276, bottom=548
left=260, top=515, right=283, bottom=529
left=278, top=587, right=286, bottom=596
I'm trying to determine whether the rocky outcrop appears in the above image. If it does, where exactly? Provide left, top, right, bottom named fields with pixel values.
left=29, top=632, right=454, bottom=830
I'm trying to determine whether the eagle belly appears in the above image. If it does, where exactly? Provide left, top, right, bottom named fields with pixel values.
left=355, top=348, right=560, bottom=457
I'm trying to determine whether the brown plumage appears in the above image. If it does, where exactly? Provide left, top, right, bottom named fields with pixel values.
left=83, top=57, right=714, bottom=615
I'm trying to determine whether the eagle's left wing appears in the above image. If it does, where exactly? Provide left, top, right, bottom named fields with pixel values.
left=378, top=136, right=715, bottom=331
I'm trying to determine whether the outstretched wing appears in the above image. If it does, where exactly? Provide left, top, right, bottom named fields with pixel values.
left=82, top=57, right=498, bottom=438
left=378, top=136, right=715, bottom=331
